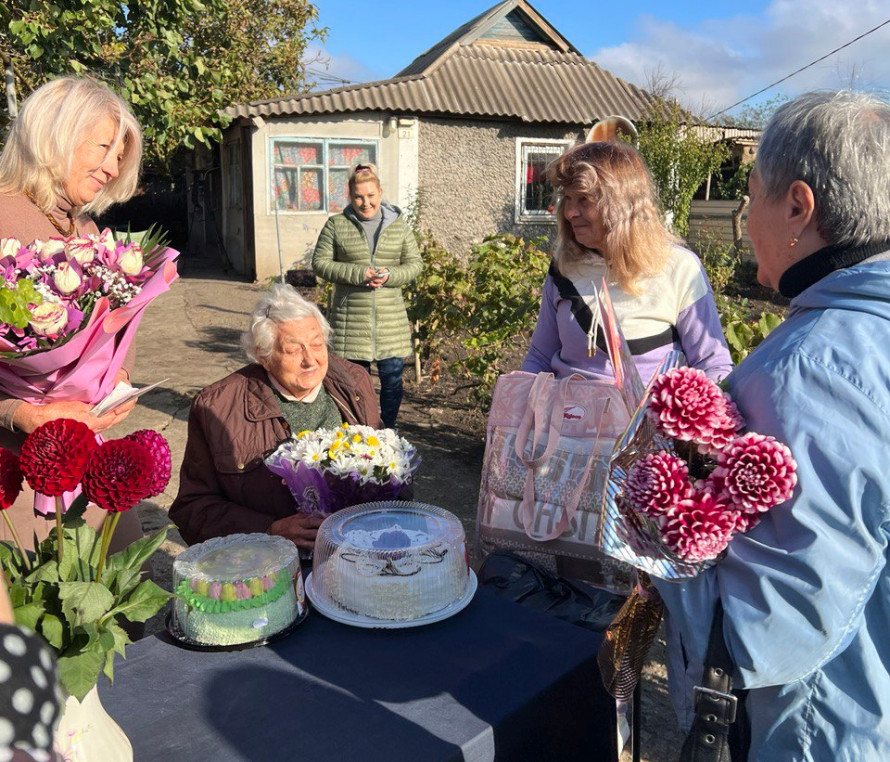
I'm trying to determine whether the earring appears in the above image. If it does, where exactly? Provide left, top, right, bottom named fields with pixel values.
left=789, top=235, right=799, bottom=248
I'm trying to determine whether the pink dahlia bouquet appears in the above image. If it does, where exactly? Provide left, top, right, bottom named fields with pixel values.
left=605, top=366, right=797, bottom=576
left=0, top=419, right=174, bottom=701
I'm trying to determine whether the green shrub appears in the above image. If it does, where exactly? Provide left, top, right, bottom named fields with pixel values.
left=716, top=294, right=784, bottom=364
left=407, top=233, right=549, bottom=405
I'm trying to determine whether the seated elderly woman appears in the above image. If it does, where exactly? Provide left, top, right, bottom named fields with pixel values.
left=169, top=285, right=382, bottom=550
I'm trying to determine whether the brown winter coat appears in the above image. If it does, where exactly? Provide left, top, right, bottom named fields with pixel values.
left=169, top=355, right=382, bottom=545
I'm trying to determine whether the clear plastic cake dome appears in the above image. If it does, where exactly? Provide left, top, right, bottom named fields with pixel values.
left=311, top=501, right=470, bottom=622
left=170, top=533, right=304, bottom=647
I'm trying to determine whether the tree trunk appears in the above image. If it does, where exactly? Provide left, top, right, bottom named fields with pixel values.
left=732, top=195, right=749, bottom=252
left=3, top=56, right=17, bottom=119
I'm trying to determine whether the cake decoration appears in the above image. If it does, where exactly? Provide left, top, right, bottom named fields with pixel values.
left=171, top=534, right=303, bottom=647
left=313, top=503, right=470, bottom=622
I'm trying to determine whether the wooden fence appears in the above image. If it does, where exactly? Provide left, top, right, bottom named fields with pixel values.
left=687, top=200, right=753, bottom=259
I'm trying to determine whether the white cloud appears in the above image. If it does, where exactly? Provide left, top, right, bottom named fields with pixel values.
left=589, top=0, right=890, bottom=118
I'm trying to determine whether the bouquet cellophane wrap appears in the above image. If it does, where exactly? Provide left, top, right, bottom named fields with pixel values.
left=264, top=427, right=420, bottom=517
left=596, top=280, right=717, bottom=581
left=264, top=456, right=413, bottom=516
left=0, top=247, right=179, bottom=515
left=599, top=373, right=720, bottom=581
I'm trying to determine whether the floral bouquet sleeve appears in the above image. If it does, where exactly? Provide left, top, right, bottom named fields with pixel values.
left=265, top=424, right=420, bottom=515
left=0, top=228, right=179, bottom=405
left=0, top=229, right=178, bottom=516
left=600, top=365, right=798, bottom=580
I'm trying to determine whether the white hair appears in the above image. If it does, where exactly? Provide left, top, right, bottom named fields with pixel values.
left=0, top=76, right=143, bottom=216
left=242, top=284, right=332, bottom=362
left=756, top=90, right=890, bottom=246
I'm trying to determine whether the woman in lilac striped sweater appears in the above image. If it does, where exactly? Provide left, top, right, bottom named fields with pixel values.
left=522, top=140, right=732, bottom=385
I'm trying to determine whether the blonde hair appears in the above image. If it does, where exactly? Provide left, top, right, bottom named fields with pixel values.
left=347, top=162, right=381, bottom=195
left=550, top=141, right=673, bottom=295
left=0, top=76, right=142, bottom=216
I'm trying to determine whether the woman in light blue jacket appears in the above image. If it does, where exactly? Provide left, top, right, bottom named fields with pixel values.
left=655, top=91, right=890, bottom=761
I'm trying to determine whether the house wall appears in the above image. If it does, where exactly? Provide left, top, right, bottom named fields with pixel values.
left=224, top=114, right=419, bottom=281
left=418, top=117, right=582, bottom=257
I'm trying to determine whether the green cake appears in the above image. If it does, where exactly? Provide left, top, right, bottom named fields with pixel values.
left=171, top=534, right=304, bottom=647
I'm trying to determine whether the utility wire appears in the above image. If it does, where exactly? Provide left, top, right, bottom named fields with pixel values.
left=708, top=16, right=890, bottom=121
left=306, top=67, right=356, bottom=86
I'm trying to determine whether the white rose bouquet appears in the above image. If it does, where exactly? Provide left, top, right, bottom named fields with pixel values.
left=265, top=424, right=420, bottom=515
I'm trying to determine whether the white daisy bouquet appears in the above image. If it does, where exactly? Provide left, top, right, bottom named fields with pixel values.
left=264, top=424, right=420, bottom=515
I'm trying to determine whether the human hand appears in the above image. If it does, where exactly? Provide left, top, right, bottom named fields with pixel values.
left=364, top=267, right=388, bottom=289
left=0, top=576, right=13, bottom=624
left=12, top=399, right=131, bottom=435
left=268, top=513, right=325, bottom=550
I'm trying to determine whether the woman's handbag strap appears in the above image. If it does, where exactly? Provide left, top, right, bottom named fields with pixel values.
left=679, top=601, right=737, bottom=762
left=514, top=373, right=568, bottom=469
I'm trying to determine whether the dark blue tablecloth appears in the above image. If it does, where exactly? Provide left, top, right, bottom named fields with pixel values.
left=101, top=587, right=614, bottom=761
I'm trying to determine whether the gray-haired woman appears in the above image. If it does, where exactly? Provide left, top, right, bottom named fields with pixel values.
left=170, top=284, right=382, bottom=550
left=655, top=91, right=890, bottom=761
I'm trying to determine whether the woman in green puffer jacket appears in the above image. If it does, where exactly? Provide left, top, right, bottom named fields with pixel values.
left=312, top=163, right=422, bottom=428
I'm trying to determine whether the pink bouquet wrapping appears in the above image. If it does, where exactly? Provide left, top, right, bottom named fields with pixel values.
left=0, top=229, right=179, bottom=514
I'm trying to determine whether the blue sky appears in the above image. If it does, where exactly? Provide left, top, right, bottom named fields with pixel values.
left=308, top=0, right=890, bottom=117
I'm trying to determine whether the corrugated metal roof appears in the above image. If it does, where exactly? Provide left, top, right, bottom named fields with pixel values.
left=227, top=46, right=655, bottom=124
left=225, top=0, right=656, bottom=125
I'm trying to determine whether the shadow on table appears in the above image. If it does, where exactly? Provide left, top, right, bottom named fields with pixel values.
left=204, top=664, right=464, bottom=761
left=258, top=592, right=615, bottom=762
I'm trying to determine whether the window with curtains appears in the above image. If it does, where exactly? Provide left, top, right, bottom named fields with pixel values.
left=269, top=139, right=378, bottom=213
left=515, top=139, right=571, bottom=223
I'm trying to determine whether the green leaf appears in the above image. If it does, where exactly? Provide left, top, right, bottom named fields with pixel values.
left=40, top=614, right=65, bottom=650
left=105, top=527, right=168, bottom=576
left=27, top=560, right=61, bottom=584
left=104, top=567, right=143, bottom=598
left=106, top=579, right=172, bottom=624
left=106, top=620, right=131, bottom=659
left=13, top=602, right=43, bottom=631
left=57, top=649, right=104, bottom=702
left=58, top=581, right=115, bottom=625
left=62, top=494, right=90, bottom=524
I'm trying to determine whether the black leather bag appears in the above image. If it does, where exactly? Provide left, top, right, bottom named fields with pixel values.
left=678, top=602, right=749, bottom=762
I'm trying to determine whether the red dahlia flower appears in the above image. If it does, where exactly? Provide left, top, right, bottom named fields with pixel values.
left=0, top=448, right=23, bottom=509
left=625, top=452, right=692, bottom=517
left=661, top=491, right=737, bottom=563
left=19, top=418, right=97, bottom=496
left=125, top=430, right=172, bottom=497
left=82, top=439, right=154, bottom=513
left=647, top=368, right=743, bottom=451
left=712, top=432, right=798, bottom=514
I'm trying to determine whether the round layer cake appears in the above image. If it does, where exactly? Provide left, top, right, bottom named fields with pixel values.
left=171, top=533, right=303, bottom=646
left=314, top=502, right=469, bottom=621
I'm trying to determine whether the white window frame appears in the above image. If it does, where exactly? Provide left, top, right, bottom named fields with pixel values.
left=267, top=137, right=378, bottom=214
left=514, top=138, right=572, bottom=224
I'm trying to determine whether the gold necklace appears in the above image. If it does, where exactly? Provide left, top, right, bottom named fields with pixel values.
left=23, top=190, right=77, bottom=237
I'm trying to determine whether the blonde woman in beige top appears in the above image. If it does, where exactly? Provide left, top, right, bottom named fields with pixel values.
left=0, top=76, right=145, bottom=551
